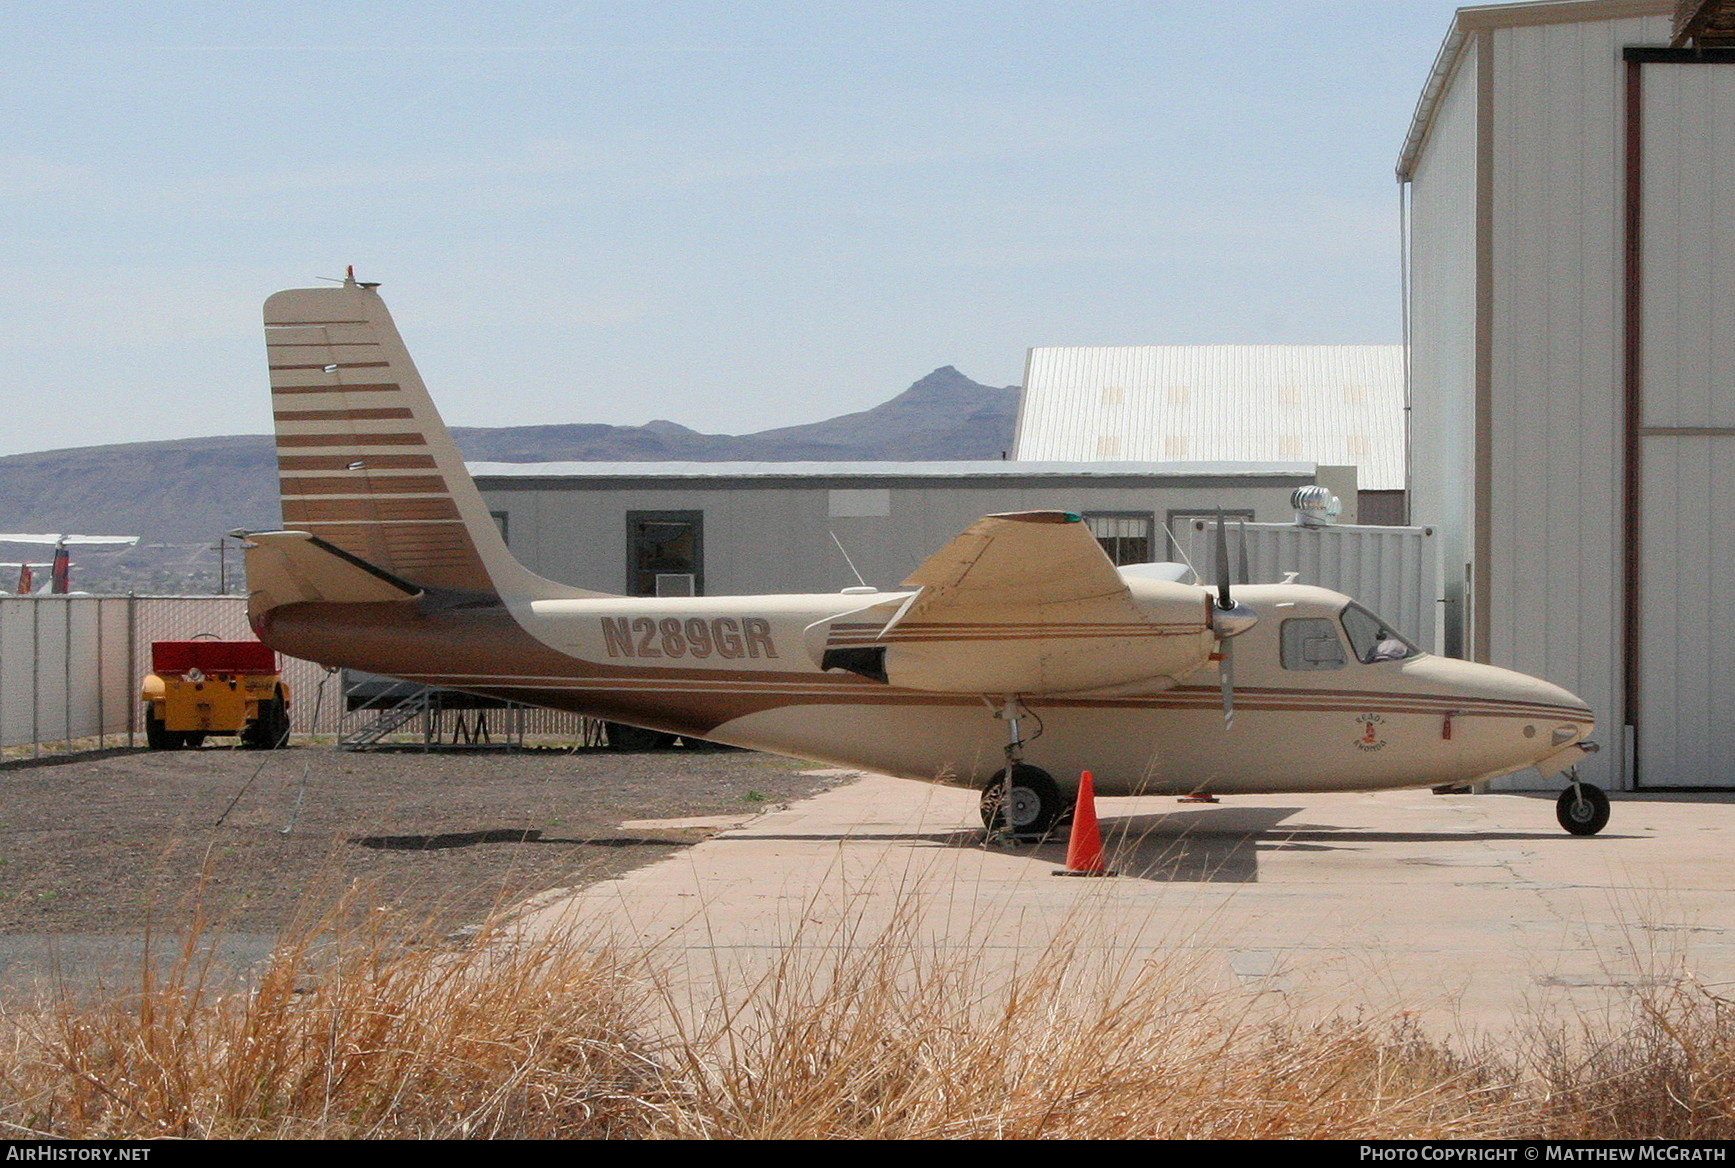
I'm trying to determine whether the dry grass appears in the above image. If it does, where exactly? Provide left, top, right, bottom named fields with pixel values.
left=655, top=931, right=1517, bottom=1140
left=0, top=897, right=666, bottom=1139
left=2, top=895, right=1734, bottom=1140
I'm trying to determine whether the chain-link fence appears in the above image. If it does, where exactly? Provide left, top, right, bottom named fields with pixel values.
left=3, top=595, right=601, bottom=757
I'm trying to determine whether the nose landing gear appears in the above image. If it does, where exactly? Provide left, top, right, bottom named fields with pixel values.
left=1555, top=769, right=1610, bottom=836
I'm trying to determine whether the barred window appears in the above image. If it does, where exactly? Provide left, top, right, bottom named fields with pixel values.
left=1084, top=513, right=1154, bottom=566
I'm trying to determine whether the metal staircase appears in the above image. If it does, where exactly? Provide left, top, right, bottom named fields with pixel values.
left=338, top=688, right=434, bottom=750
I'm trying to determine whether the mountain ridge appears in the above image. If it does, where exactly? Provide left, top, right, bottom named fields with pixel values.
left=0, top=368, right=1019, bottom=592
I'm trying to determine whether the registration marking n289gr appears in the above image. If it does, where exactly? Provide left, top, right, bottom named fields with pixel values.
left=600, top=616, right=778, bottom=660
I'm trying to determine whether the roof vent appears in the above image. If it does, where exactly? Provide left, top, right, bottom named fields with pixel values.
left=1291, top=485, right=1342, bottom=527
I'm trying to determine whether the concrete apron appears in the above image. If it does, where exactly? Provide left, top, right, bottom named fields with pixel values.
left=514, top=775, right=1735, bottom=1043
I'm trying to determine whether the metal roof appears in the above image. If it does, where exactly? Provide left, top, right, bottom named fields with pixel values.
left=1012, top=345, right=1406, bottom=491
left=470, top=459, right=1316, bottom=483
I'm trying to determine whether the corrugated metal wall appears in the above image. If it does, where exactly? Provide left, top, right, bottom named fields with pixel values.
left=1633, top=58, right=1735, bottom=786
left=1483, top=17, right=1663, bottom=787
left=1405, top=34, right=1478, bottom=660
left=0, top=597, right=131, bottom=750
left=1407, top=8, right=1674, bottom=790
left=1171, top=522, right=1443, bottom=653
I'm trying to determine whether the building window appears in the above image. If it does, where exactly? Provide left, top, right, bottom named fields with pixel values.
left=627, top=511, right=704, bottom=597
left=489, top=510, right=509, bottom=545
left=1084, top=512, right=1155, bottom=566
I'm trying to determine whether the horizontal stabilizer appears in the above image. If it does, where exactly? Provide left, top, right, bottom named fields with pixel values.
left=244, top=530, right=420, bottom=622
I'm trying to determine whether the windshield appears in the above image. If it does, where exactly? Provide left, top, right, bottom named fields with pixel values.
left=1339, top=604, right=1418, bottom=664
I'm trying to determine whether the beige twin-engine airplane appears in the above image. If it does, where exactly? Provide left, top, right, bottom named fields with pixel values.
left=242, top=276, right=1610, bottom=839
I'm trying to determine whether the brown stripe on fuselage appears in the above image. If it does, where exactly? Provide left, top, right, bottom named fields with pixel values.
left=279, top=475, right=449, bottom=495
left=253, top=598, right=1591, bottom=745
left=278, top=433, right=427, bottom=447
left=1043, top=685, right=1591, bottom=722
left=827, top=628, right=1204, bottom=644
left=253, top=600, right=885, bottom=737
left=386, top=671, right=1590, bottom=724
left=274, top=407, right=415, bottom=422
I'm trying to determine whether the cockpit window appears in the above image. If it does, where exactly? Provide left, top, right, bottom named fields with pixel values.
left=1280, top=618, right=1347, bottom=671
left=1340, top=604, right=1418, bottom=664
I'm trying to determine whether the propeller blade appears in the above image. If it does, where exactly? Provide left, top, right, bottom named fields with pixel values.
left=1219, top=638, right=1235, bottom=729
left=1214, top=509, right=1232, bottom=610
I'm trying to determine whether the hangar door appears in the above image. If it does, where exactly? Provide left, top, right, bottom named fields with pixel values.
left=1629, top=51, right=1735, bottom=786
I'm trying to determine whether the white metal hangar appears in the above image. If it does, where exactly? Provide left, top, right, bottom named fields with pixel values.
left=1012, top=346, right=1406, bottom=526
left=1401, top=0, right=1735, bottom=788
left=471, top=460, right=1346, bottom=598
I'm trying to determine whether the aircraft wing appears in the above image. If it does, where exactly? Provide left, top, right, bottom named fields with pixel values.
left=897, top=510, right=1143, bottom=624
left=814, top=511, right=1214, bottom=694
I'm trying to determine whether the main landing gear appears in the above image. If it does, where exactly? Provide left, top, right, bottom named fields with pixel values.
left=980, top=764, right=1064, bottom=839
left=979, top=695, right=1066, bottom=840
left=1555, top=769, right=1610, bottom=836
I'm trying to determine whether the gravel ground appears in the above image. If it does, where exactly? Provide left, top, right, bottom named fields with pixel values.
left=0, top=743, right=849, bottom=939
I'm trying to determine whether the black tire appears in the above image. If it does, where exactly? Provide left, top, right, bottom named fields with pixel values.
left=979, top=764, right=1065, bottom=839
left=144, top=706, right=182, bottom=750
left=242, top=694, right=291, bottom=750
left=606, top=723, right=679, bottom=751
left=1556, top=782, right=1610, bottom=836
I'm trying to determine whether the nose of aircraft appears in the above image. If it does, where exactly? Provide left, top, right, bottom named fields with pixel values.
left=1405, top=655, right=1595, bottom=774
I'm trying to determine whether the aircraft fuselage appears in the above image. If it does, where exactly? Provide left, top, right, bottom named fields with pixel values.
left=258, top=581, right=1592, bottom=799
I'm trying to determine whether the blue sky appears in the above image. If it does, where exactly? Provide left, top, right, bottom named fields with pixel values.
left=0, top=2, right=1465, bottom=456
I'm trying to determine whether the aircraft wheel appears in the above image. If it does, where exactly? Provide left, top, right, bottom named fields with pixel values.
left=181, top=732, right=207, bottom=749
left=1556, top=782, right=1610, bottom=836
left=979, top=765, right=1065, bottom=839
left=144, top=707, right=182, bottom=750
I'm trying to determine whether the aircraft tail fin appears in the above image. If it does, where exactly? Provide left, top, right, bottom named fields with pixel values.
left=263, top=275, right=603, bottom=601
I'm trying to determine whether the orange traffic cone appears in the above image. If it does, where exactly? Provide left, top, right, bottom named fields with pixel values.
left=1053, top=770, right=1117, bottom=877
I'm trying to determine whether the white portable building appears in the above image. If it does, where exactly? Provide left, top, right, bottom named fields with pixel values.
left=472, top=460, right=1343, bottom=598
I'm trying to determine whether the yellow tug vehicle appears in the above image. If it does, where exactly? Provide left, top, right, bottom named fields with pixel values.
left=141, top=639, right=291, bottom=749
